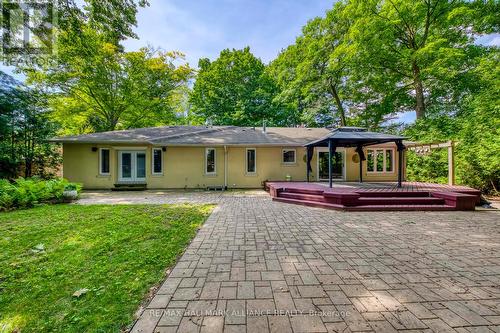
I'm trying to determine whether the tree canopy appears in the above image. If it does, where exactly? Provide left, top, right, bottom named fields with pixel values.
left=22, top=1, right=192, bottom=133
left=190, top=47, right=289, bottom=126
left=0, top=73, right=60, bottom=178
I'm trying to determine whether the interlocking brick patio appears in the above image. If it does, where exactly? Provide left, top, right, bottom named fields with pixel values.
left=114, top=191, right=500, bottom=333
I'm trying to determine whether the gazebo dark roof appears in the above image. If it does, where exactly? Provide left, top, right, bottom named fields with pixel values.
left=304, top=127, right=407, bottom=188
left=305, top=127, right=406, bottom=147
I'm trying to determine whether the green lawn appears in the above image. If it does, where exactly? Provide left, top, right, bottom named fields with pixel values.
left=0, top=204, right=214, bottom=333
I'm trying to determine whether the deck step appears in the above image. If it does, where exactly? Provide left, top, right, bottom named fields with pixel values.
left=356, top=191, right=430, bottom=197
left=357, top=197, right=445, bottom=205
left=344, top=204, right=456, bottom=211
left=273, top=197, right=455, bottom=211
left=279, top=192, right=325, bottom=202
left=282, top=187, right=325, bottom=195
left=273, top=197, right=344, bottom=210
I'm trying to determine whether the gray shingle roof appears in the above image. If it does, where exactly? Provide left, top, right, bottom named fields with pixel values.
left=51, top=126, right=331, bottom=146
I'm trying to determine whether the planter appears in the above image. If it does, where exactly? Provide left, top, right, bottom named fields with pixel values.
left=63, top=190, right=78, bottom=201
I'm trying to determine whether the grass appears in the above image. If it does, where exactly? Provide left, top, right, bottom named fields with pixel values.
left=0, top=204, right=214, bottom=333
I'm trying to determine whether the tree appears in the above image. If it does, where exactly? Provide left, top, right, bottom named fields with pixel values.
left=269, top=5, right=353, bottom=127
left=345, top=0, right=490, bottom=119
left=190, top=47, right=284, bottom=126
left=26, top=27, right=192, bottom=133
left=268, top=1, right=408, bottom=128
left=14, top=0, right=194, bottom=134
left=0, top=72, right=60, bottom=178
left=456, top=51, right=500, bottom=193
left=58, top=0, right=150, bottom=43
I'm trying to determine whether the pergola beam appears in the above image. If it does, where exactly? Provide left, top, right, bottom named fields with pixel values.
left=407, top=140, right=455, bottom=186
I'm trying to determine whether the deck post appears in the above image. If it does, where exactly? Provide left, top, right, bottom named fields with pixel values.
left=328, top=140, right=333, bottom=188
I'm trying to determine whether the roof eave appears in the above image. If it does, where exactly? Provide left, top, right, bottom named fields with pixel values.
left=49, top=139, right=152, bottom=145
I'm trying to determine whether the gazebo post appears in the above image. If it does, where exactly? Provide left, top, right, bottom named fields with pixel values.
left=306, top=146, right=313, bottom=182
left=306, top=163, right=310, bottom=182
left=396, top=140, right=405, bottom=188
left=359, top=156, right=363, bottom=183
left=328, top=140, right=332, bottom=188
left=355, top=145, right=365, bottom=183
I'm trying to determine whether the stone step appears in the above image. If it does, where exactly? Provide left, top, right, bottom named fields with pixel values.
left=112, top=183, right=147, bottom=191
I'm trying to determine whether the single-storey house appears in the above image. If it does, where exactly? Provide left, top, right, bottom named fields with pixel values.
left=52, top=126, right=407, bottom=190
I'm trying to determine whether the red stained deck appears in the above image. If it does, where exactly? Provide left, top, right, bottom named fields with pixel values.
left=265, top=181, right=481, bottom=212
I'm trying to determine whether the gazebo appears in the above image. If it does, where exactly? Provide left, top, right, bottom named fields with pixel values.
left=304, top=127, right=407, bottom=187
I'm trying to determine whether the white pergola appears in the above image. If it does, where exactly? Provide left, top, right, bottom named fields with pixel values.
left=406, top=140, right=456, bottom=186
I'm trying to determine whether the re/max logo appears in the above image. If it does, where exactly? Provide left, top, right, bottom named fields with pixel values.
left=1, top=1, right=56, bottom=55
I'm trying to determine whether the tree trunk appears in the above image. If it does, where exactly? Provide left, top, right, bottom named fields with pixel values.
left=329, top=83, right=347, bottom=126
left=412, top=60, right=426, bottom=119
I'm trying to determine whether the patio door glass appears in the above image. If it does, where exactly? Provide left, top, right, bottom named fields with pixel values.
left=119, top=151, right=146, bottom=182
left=136, top=153, right=146, bottom=179
left=121, top=152, right=132, bottom=179
left=318, top=151, right=344, bottom=181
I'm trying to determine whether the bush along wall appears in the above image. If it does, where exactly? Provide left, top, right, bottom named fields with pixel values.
left=0, top=178, right=82, bottom=211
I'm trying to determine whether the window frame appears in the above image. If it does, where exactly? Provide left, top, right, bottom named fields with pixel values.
left=205, top=147, right=216, bottom=175
left=282, top=149, right=297, bottom=165
left=245, top=148, right=257, bottom=174
left=152, top=148, right=163, bottom=175
left=366, top=148, right=395, bottom=173
left=99, top=148, right=110, bottom=176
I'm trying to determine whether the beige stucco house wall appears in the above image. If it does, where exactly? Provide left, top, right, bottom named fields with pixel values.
left=62, top=142, right=404, bottom=189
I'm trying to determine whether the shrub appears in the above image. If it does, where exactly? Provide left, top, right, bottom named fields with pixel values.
left=0, top=178, right=81, bottom=211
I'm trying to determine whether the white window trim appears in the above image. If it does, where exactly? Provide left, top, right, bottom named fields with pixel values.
left=245, top=148, right=257, bottom=174
left=99, top=148, right=110, bottom=175
left=118, top=150, right=147, bottom=182
left=152, top=148, right=163, bottom=175
left=366, top=148, right=395, bottom=173
left=282, top=148, right=297, bottom=164
left=205, top=148, right=216, bottom=175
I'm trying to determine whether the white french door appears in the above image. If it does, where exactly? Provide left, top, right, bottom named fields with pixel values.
left=118, top=151, right=146, bottom=182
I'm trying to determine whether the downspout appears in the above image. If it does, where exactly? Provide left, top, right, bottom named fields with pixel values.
left=224, top=145, right=228, bottom=190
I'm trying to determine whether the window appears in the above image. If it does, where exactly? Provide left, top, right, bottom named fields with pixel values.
left=99, top=148, right=110, bottom=175
left=205, top=148, right=216, bottom=174
left=367, top=148, right=394, bottom=173
left=246, top=148, right=256, bottom=173
left=282, top=149, right=296, bottom=164
left=385, top=149, right=393, bottom=172
left=152, top=148, right=163, bottom=174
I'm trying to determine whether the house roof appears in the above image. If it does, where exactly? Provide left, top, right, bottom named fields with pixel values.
left=51, top=125, right=332, bottom=146
left=305, top=127, right=406, bottom=147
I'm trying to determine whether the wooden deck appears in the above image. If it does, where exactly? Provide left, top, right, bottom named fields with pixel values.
left=265, top=181, right=481, bottom=211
